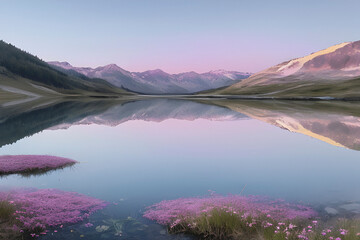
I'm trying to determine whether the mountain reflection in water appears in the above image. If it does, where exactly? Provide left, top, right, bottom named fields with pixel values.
left=1, top=98, right=360, bottom=150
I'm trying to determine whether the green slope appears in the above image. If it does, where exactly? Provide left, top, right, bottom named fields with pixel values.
left=207, top=76, right=360, bottom=100
left=0, top=40, right=132, bottom=97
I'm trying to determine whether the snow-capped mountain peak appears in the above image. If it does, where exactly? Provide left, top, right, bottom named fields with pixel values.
left=48, top=61, right=251, bottom=94
left=48, top=61, right=74, bottom=70
left=101, top=64, right=123, bottom=71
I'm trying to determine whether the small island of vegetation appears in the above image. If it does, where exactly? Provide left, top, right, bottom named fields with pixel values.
left=0, top=155, right=77, bottom=176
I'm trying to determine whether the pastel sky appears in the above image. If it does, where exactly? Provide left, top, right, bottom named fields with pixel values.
left=0, top=0, right=359, bottom=73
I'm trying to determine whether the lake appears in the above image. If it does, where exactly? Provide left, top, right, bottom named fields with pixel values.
left=1, top=98, right=360, bottom=239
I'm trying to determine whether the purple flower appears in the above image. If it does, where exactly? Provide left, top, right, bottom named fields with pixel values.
left=0, top=188, right=106, bottom=234
left=143, top=195, right=317, bottom=226
left=289, top=223, right=296, bottom=229
left=339, top=229, right=348, bottom=235
left=84, top=223, right=94, bottom=228
left=0, top=155, right=77, bottom=175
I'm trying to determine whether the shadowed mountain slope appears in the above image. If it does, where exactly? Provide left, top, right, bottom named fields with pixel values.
left=0, top=40, right=132, bottom=101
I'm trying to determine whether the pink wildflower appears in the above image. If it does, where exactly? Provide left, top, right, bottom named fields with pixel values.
left=84, top=223, right=93, bottom=227
left=0, top=188, right=106, bottom=232
left=144, top=195, right=316, bottom=226
left=339, top=229, right=348, bottom=235
left=289, top=223, right=296, bottom=229
left=0, top=155, right=77, bottom=175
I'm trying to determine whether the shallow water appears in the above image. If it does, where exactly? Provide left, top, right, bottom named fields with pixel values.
left=1, top=98, right=360, bottom=239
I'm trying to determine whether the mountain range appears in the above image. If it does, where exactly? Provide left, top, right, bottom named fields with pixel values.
left=0, top=40, right=132, bottom=106
left=209, top=40, right=360, bottom=99
left=2, top=39, right=360, bottom=100
left=0, top=40, right=250, bottom=103
left=48, top=61, right=251, bottom=94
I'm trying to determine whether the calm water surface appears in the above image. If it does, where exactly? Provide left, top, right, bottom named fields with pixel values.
left=1, top=99, right=360, bottom=239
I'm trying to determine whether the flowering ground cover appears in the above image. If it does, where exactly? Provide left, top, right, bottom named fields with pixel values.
left=0, top=189, right=107, bottom=238
left=144, top=195, right=360, bottom=240
left=0, top=155, right=77, bottom=176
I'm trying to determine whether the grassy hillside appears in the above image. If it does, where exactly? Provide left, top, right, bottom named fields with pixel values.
left=209, top=76, right=360, bottom=99
left=0, top=40, right=132, bottom=96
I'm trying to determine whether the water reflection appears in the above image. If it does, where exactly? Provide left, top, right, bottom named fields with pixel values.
left=51, top=98, right=247, bottom=129
left=0, top=98, right=246, bottom=147
left=1, top=98, right=360, bottom=239
left=0, top=99, right=117, bottom=147
left=1, top=98, right=360, bottom=151
left=202, top=99, right=360, bottom=150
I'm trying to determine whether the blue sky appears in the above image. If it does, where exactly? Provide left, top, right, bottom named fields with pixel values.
left=0, top=0, right=359, bottom=73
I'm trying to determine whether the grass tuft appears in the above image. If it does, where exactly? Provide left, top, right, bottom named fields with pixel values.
left=145, top=195, right=360, bottom=240
left=0, top=200, right=16, bottom=223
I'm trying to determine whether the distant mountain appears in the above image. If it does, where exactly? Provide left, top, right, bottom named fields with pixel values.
left=0, top=40, right=132, bottom=102
left=48, top=61, right=251, bottom=94
left=210, top=41, right=360, bottom=99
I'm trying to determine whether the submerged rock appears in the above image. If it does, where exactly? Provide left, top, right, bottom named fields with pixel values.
left=101, top=216, right=148, bottom=237
left=340, top=203, right=360, bottom=213
left=96, top=225, right=110, bottom=232
left=324, top=207, right=338, bottom=215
